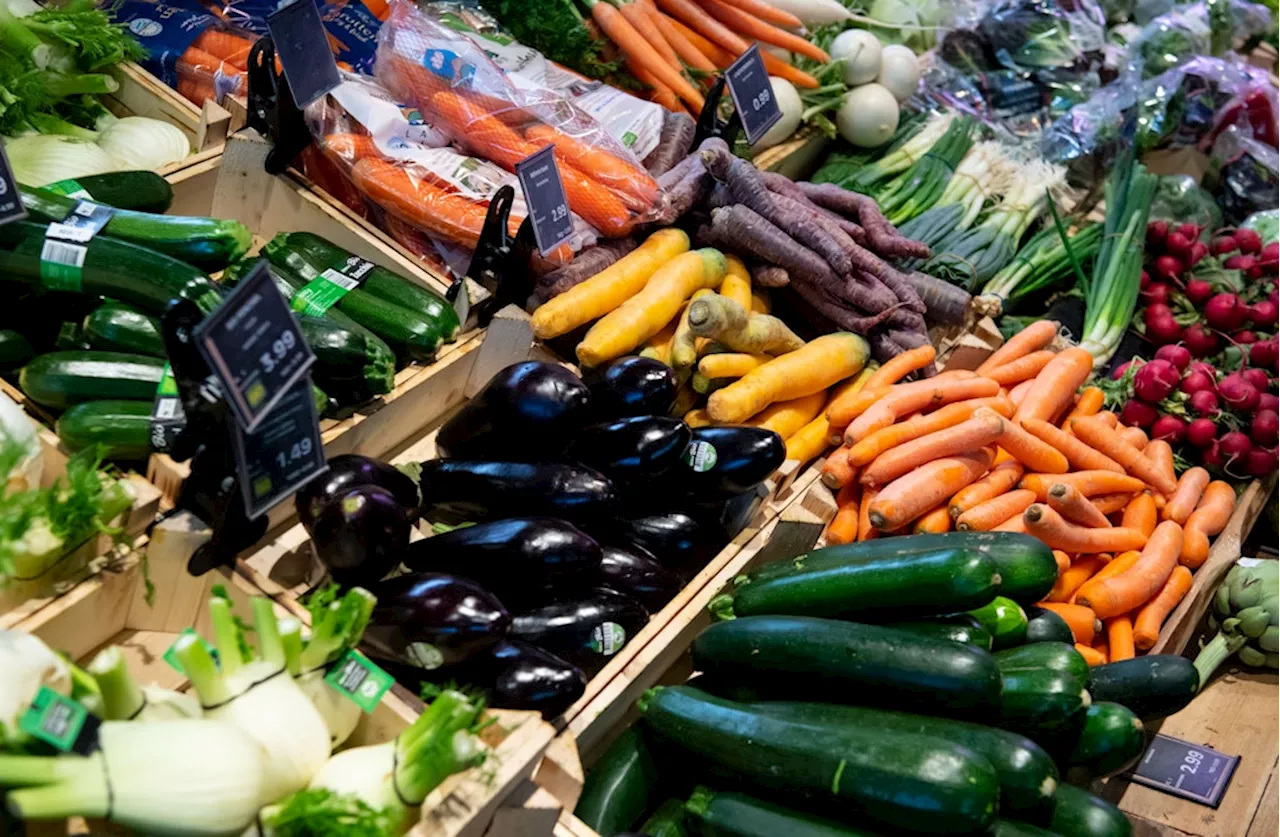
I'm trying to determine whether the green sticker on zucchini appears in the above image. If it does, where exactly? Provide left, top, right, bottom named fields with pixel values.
left=39, top=238, right=86, bottom=291
left=44, top=179, right=91, bottom=200
left=290, top=257, right=376, bottom=317
left=149, top=363, right=186, bottom=453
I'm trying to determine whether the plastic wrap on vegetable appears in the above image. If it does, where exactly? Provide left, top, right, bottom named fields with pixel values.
left=1208, top=124, right=1280, bottom=225
left=1149, top=175, right=1222, bottom=231
left=1131, top=0, right=1272, bottom=78
left=213, top=0, right=389, bottom=74
left=976, top=0, right=1104, bottom=71
left=374, top=0, right=662, bottom=237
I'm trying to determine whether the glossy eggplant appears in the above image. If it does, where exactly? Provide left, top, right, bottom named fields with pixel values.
left=418, top=460, right=617, bottom=520
left=666, top=427, right=785, bottom=497
left=404, top=518, right=601, bottom=591
left=309, top=485, right=409, bottom=588
left=566, top=416, right=691, bottom=486
left=435, top=361, right=591, bottom=459
left=597, top=543, right=682, bottom=611
left=585, top=356, right=678, bottom=419
left=614, top=512, right=706, bottom=573
left=296, top=454, right=419, bottom=529
left=365, top=573, right=510, bottom=669
left=509, top=589, right=649, bottom=675
left=475, top=640, right=587, bottom=719
left=686, top=489, right=766, bottom=543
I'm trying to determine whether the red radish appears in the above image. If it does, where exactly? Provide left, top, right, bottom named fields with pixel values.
left=1261, top=393, right=1280, bottom=413
left=1187, top=240, right=1209, bottom=267
left=1134, top=359, right=1182, bottom=402
left=1252, top=410, right=1279, bottom=446
left=1147, top=220, right=1169, bottom=244
left=1248, top=299, right=1278, bottom=327
left=1144, top=304, right=1184, bottom=344
left=1184, top=323, right=1220, bottom=357
left=1150, top=414, right=1187, bottom=443
left=1235, top=228, right=1263, bottom=254
left=1140, top=282, right=1173, bottom=306
left=1247, top=264, right=1264, bottom=280
left=1188, top=419, right=1218, bottom=448
left=1155, top=344, right=1192, bottom=370
left=1176, top=222, right=1200, bottom=240
left=1246, top=446, right=1276, bottom=477
left=1205, top=293, right=1245, bottom=330
left=1165, top=232, right=1192, bottom=259
left=1184, top=278, right=1213, bottom=305
left=1112, top=359, right=1139, bottom=380
left=1190, top=361, right=1217, bottom=379
left=1234, top=330, right=1259, bottom=345
left=1121, top=399, right=1159, bottom=428
left=1140, top=269, right=1151, bottom=289
left=1225, top=254, right=1256, bottom=271
left=1251, top=339, right=1278, bottom=370
left=1180, top=369, right=1216, bottom=395
left=1242, top=367, right=1271, bottom=392
left=1220, top=430, right=1253, bottom=462
left=1219, top=373, right=1261, bottom=412
left=1212, top=235, right=1237, bottom=255
left=1154, top=254, right=1184, bottom=281
left=1189, top=389, right=1220, bottom=415
left=1261, top=241, right=1279, bottom=265
left=1202, top=440, right=1224, bottom=468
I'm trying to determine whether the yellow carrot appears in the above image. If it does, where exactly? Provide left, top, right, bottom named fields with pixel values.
left=785, top=413, right=830, bottom=463
left=707, top=333, right=870, bottom=423
left=698, top=352, right=771, bottom=379
left=684, top=408, right=714, bottom=427
left=671, top=288, right=716, bottom=370
left=746, top=391, right=826, bottom=438
left=720, top=255, right=753, bottom=311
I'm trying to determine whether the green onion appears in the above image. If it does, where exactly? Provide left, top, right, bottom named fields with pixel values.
left=898, top=141, right=1016, bottom=254
left=981, top=223, right=1104, bottom=311
left=847, top=112, right=956, bottom=193
left=872, top=116, right=976, bottom=225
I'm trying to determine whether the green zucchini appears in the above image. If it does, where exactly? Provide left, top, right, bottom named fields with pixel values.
left=44, top=171, right=174, bottom=213
left=1025, top=605, right=1076, bottom=645
left=55, top=400, right=152, bottom=460
left=996, top=643, right=1089, bottom=685
left=640, top=799, right=689, bottom=837
left=574, top=727, right=661, bottom=835
left=691, top=616, right=1002, bottom=717
left=999, top=668, right=1091, bottom=737
left=1064, top=702, right=1146, bottom=778
left=1086, top=656, right=1199, bottom=722
left=887, top=614, right=993, bottom=650
left=20, top=187, right=250, bottom=270
left=990, top=821, right=1061, bottom=837
left=969, top=596, right=1028, bottom=649
left=20, top=352, right=165, bottom=409
left=1050, top=783, right=1132, bottom=837
left=638, top=685, right=1000, bottom=834
left=710, top=546, right=999, bottom=621
left=744, top=701, right=1059, bottom=815
left=83, top=303, right=165, bottom=357
left=684, top=787, right=885, bottom=837
left=0, top=329, right=34, bottom=368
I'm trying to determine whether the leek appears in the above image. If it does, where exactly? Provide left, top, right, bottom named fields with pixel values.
left=87, top=645, right=201, bottom=722
left=293, top=586, right=378, bottom=748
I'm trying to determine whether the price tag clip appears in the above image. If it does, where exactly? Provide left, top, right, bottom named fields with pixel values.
left=245, top=35, right=317, bottom=175
left=691, top=75, right=741, bottom=150
left=451, top=183, right=536, bottom=328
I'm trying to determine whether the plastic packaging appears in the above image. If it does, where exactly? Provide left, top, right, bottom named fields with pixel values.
left=214, top=0, right=390, bottom=75
left=1208, top=123, right=1280, bottom=225
left=1131, top=0, right=1272, bottom=78
left=1149, top=174, right=1222, bottom=231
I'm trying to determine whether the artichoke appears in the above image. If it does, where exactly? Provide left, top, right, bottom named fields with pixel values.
left=1192, top=559, right=1279, bottom=688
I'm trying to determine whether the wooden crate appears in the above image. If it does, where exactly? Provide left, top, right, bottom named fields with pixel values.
left=105, top=63, right=233, bottom=178
left=13, top=511, right=557, bottom=837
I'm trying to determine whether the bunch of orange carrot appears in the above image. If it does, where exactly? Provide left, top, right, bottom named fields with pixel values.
left=818, top=320, right=1238, bottom=665
left=582, top=0, right=827, bottom=115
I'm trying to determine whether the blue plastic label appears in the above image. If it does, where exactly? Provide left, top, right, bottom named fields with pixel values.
left=104, top=0, right=217, bottom=89
left=221, top=0, right=382, bottom=75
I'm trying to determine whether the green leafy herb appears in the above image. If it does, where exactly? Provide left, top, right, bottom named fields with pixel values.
left=262, top=788, right=399, bottom=837
left=476, top=0, right=620, bottom=80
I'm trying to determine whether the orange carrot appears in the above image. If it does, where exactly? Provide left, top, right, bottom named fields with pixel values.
left=651, top=7, right=719, bottom=74
left=1023, top=504, right=1147, bottom=554
left=1107, top=616, right=1136, bottom=661
left=826, top=483, right=860, bottom=545
left=1094, top=411, right=1119, bottom=428
left=1075, top=520, right=1183, bottom=619
left=1072, top=551, right=1142, bottom=602
left=848, top=400, right=978, bottom=467
left=1053, top=550, right=1071, bottom=575
left=655, top=0, right=749, bottom=53
left=993, top=513, right=1029, bottom=533
left=662, top=14, right=736, bottom=65
left=1039, top=603, right=1101, bottom=644
left=861, top=412, right=1005, bottom=487
left=989, top=411, right=1069, bottom=474
left=868, top=449, right=994, bottom=532
left=1164, top=467, right=1210, bottom=525
left=846, top=377, right=1001, bottom=443
left=1020, top=418, right=1125, bottom=474
left=1062, top=386, right=1105, bottom=428
left=759, top=49, right=821, bottom=89
left=957, top=489, right=1037, bottom=532
left=525, top=124, right=660, bottom=210
left=351, top=159, right=496, bottom=250
left=820, top=445, right=855, bottom=489
left=1095, top=493, right=1136, bottom=515
left=1121, top=493, right=1158, bottom=537
left=629, top=58, right=682, bottom=110
left=656, top=3, right=819, bottom=87
left=619, top=0, right=681, bottom=69
left=949, top=459, right=1024, bottom=520
left=589, top=0, right=706, bottom=109
left=1076, top=643, right=1108, bottom=666
left=985, top=351, right=1056, bottom=386
left=915, top=505, right=952, bottom=534
left=1047, top=483, right=1113, bottom=528
left=1142, top=440, right=1177, bottom=495
left=1180, top=481, right=1235, bottom=569
left=698, top=0, right=830, bottom=62
left=976, top=321, right=1059, bottom=374
left=1132, top=565, right=1193, bottom=649
left=1021, top=470, right=1145, bottom=501
left=865, top=345, right=936, bottom=390
left=1008, top=379, right=1035, bottom=408
left=1118, top=425, right=1148, bottom=448
left=857, top=486, right=878, bottom=541
left=715, top=0, right=803, bottom=27
left=1047, top=555, right=1108, bottom=602
left=1070, top=416, right=1178, bottom=495
left=1014, top=347, right=1094, bottom=424
left=827, top=370, right=978, bottom=436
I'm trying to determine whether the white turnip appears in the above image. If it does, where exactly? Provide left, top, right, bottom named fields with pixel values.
left=1252, top=410, right=1279, bottom=447
left=1204, top=293, right=1245, bottom=331
left=1235, top=228, right=1263, bottom=254
left=1189, top=389, right=1219, bottom=416
left=1184, top=323, right=1220, bottom=357
left=1121, top=399, right=1159, bottom=428
left=1150, top=414, right=1187, bottom=443
left=1154, top=344, right=1191, bottom=370
left=1180, top=369, right=1216, bottom=395
left=1187, top=418, right=1218, bottom=448
left=1184, top=279, right=1213, bottom=306
left=1219, top=373, right=1261, bottom=412
left=1134, top=359, right=1181, bottom=402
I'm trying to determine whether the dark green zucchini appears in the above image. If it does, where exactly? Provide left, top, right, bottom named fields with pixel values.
left=710, top=546, right=999, bottom=621
left=19, top=187, right=249, bottom=270
left=691, top=616, right=1002, bottom=717
left=990, top=821, right=1061, bottom=837
left=1086, top=656, right=1199, bottom=722
left=44, top=171, right=174, bottom=213
left=640, top=798, right=689, bottom=837
left=887, top=614, right=993, bottom=650
left=638, top=685, right=1000, bottom=834
left=20, top=352, right=165, bottom=409
left=83, top=303, right=165, bottom=357
left=969, top=596, right=1028, bottom=649
left=684, top=787, right=886, bottom=837
left=999, top=668, right=1092, bottom=737
left=1050, top=783, right=1132, bottom=837
left=1025, top=605, right=1076, bottom=644
left=996, top=643, right=1089, bottom=685
left=574, top=726, right=662, bottom=835
left=0, top=329, right=34, bottom=368
left=55, top=400, right=151, bottom=460
left=1064, top=702, right=1146, bottom=778
left=295, top=313, right=396, bottom=404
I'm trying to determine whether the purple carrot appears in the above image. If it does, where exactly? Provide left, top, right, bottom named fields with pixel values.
left=879, top=266, right=927, bottom=315
left=657, top=156, right=711, bottom=223
left=795, top=182, right=931, bottom=260
left=707, top=205, right=841, bottom=288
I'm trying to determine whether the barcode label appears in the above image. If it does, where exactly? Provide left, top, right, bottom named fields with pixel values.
left=40, top=239, right=86, bottom=268
left=155, top=398, right=180, bottom=419
left=319, top=268, right=362, bottom=291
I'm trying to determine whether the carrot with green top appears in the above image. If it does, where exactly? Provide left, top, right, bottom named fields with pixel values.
left=618, top=0, right=681, bottom=70
left=716, top=0, right=803, bottom=28
left=698, top=0, right=830, bottom=62
left=652, top=8, right=719, bottom=74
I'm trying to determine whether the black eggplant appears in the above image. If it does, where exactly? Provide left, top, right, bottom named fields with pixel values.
left=614, top=512, right=705, bottom=572
left=296, top=454, right=419, bottom=529
left=309, top=485, right=409, bottom=588
left=403, top=518, right=601, bottom=592
left=435, top=361, right=591, bottom=459
left=685, top=489, right=765, bottom=543
left=666, top=426, right=785, bottom=497
left=365, top=573, right=510, bottom=669
left=585, top=356, right=678, bottom=419
left=509, top=589, right=649, bottom=675
left=474, top=640, right=587, bottom=718
left=418, top=460, right=617, bottom=520
left=596, top=543, right=682, bottom=611
left=566, top=416, right=691, bottom=486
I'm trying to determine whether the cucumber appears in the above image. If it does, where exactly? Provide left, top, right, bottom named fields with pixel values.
left=1025, top=605, right=1076, bottom=644
left=83, top=303, right=165, bottom=357
left=999, top=668, right=1091, bottom=737
left=745, top=702, right=1059, bottom=815
left=44, top=171, right=174, bottom=213
left=991, top=821, right=1061, bottom=837
left=20, top=187, right=250, bottom=270
left=574, top=726, right=662, bottom=835
left=0, top=329, right=34, bottom=368
left=968, top=596, right=1028, bottom=649
left=0, top=223, right=225, bottom=316
left=638, top=685, right=1000, bottom=834
left=640, top=799, right=689, bottom=837
left=1050, top=783, right=1132, bottom=837
left=20, top=352, right=165, bottom=409
left=886, top=614, right=993, bottom=650
left=710, top=546, right=1000, bottom=621
left=1086, top=656, right=1199, bottom=721
left=684, top=787, right=885, bottom=837
left=1064, top=702, right=1146, bottom=778
left=55, top=400, right=152, bottom=460
left=996, top=643, right=1089, bottom=685
left=691, top=616, right=1002, bottom=717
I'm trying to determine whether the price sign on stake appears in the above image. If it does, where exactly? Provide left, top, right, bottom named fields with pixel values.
left=232, top=377, right=327, bottom=520
left=1128, top=734, right=1240, bottom=807
left=268, top=0, right=341, bottom=108
left=195, top=259, right=315, bottom=432
left=0, top=144, right=25, bottom=226
left=725, top=45, right=782, bottom=146
left=516, top=145, right=574, bottom=257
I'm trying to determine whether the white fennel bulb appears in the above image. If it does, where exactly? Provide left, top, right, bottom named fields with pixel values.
left=88, top=645, right=201, bottom=722
left=4, top=134, right=114, bottom=186
left=297, top=667, right=361, bottom=749
left=0, top=391, right=41, bottom=493
left=96, top=116, right=191, bottom=171
left=284, top=587, right=377, bottom=749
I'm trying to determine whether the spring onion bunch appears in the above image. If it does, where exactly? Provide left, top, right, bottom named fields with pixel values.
left=1080, top=153, right=1157, bottom=365
left=872, top=116, right=975, bottom=226
left=979, top=222, right=1104, bottom=313
left=810, top=112, right=927, bottom=187
left=847, top=112, right=956, bottom=193
left=88, top=645, right=201, bottom=722
left=897, top=142, right=1016, bottom=254
left=289, top=585, right=378, bottom=748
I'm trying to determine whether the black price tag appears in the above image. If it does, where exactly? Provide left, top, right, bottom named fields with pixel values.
left=516, top=145, right=574, bottom=257
left=725, top=45, right=782, bottom=146
left=1128, top=734, right=1240, bottom=807
left=268, top=0, right=341, bottom=108
left=232, top=377, right=327, bottom=520
left=0, top=144, right=24, bottom=226
left=195, top=259, right=315, bottom=432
